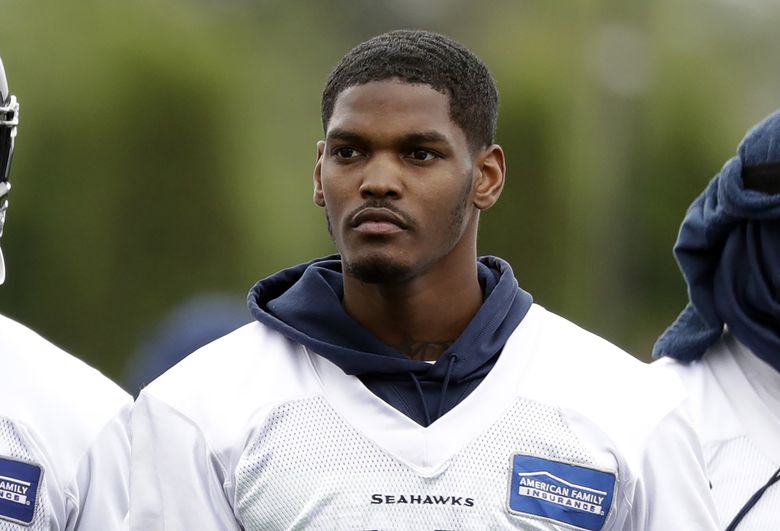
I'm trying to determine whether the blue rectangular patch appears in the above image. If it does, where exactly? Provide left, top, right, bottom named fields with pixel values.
left=508, top=454, right=615, bottom=531
left=0, top=457, right=43, bottom=526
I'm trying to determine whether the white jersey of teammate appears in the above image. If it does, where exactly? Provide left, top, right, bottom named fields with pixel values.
left=657, top=332, right=780, bottom=529
left=0, top=314, right=131, bottom=530
left=130, top=304, right=718, bottom=530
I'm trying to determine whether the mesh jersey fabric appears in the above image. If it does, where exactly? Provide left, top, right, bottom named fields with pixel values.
left=709, top=438, right=779, bottom=529
left=658, top=334, right=780, bottom=529
left=0, top=314, right=132, bottom=530
left=130, top=304, right=718, bottom=530
left=234, top=396, right=593, bottom=529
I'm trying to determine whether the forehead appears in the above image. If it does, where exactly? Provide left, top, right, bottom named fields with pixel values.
left=327, top=80, right=462, bottom=141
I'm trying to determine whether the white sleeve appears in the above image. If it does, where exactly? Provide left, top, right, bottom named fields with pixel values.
left=129, top=392, right=241, bottom=531
left=66, top=404, right=132, bottom=531
left=632, top=407, right=719, bottom=531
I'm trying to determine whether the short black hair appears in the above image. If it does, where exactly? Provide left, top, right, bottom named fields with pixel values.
left=321, top=30, right=498, bottom=151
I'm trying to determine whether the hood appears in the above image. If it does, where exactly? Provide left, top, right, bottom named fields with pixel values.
left=652, top=108, right=780, bottom=369
left=248, top=254, right=532, bottom=384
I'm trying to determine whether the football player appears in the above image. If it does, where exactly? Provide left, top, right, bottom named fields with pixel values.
left=0, top=56, right=131, bottom=529
left=130, top=30, right=718, bottom=530
left=653, top=109, right=780, bottom=529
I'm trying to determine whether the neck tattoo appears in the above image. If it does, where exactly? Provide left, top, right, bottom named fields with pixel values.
left=392, top=336, right=454, bottom=361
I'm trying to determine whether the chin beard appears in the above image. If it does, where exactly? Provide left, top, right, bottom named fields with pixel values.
left=344, top=256, right=413, bottom=284
left=328, top=210, right=414, bottom=284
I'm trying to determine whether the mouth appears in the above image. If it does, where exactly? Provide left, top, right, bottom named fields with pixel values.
left=350, top=207, right=409, bottom=235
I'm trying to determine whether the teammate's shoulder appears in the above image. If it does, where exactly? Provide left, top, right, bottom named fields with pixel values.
left=653, top=354, right=708, bottom=384
left=0, top=313, right=129, bottom=407
left=652, top=338, right=746, bottom=447
left=0, top=313, right=130, bottom=479
left=650, top=340, right=732, bottom=416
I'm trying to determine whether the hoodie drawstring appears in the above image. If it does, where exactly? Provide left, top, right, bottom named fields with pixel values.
left=436, top=354, right=458, bottom=420
left=408, top=372, right=431, bottom=426
left=408, top=354, right=459, bottom=427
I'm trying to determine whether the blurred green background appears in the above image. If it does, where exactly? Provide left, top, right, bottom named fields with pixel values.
left=1, top=0, right=778, bottom=390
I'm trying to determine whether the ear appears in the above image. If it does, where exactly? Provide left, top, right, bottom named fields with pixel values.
left=313, top=140, right=326, bottom=207
left=472, top=144, right=506, bottom=210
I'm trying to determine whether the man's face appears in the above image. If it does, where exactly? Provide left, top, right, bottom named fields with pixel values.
left=314, top=79, right=480, bottom=284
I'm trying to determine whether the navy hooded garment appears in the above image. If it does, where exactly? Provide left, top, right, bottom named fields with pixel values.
left=653, top=109, right=780, bottom=372
left=248, top=255, right=533, bottom=427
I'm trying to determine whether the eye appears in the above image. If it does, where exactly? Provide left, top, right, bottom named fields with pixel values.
left=332, top=147, right=362, bottom=160
left=408, top=149, right=438, bottom=162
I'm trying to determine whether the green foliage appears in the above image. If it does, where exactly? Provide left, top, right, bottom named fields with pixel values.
left=0, top=0, right=778, bottom=384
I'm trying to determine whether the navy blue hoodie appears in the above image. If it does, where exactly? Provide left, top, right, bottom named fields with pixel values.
left=248, top=255, right=532, bottom=427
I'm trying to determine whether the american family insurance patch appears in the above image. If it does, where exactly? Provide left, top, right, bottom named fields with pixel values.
left=508, top=454, right=615, bottom=530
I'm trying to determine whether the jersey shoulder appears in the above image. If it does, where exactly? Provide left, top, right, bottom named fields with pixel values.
left=143, top=321, right=318, bottom=403
left=656, top=336, right=779, bottom=458
left=0, top=313, right=130, bottom=522
left=0, top=313, right=130, bottom=423
left=657, top=337, right=780, bottom=527
left=138, top=321, right=320, bottom=453
left=523, top=306, right=690, bottom=454
left=530, top=305, right=681, bottom=400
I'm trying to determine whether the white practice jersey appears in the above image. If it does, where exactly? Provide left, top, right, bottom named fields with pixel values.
left=658, top=333, right=780, bottom=529
left=130, top=304, right=718, bottom=530
left=0, top=314, right=131, bottom=530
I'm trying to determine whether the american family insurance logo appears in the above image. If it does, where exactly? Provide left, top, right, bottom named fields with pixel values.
left=508, top=454, right=615, bottom=531
left=516, top=470, right=607, bottom=515
left=0, top=474, right=32, bottom=504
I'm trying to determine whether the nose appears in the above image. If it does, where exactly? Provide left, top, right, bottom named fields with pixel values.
left=359, top=153, right=402, bottom=199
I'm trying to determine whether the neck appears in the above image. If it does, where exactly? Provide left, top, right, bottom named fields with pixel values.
left=342, top=247, right=483, bottom=361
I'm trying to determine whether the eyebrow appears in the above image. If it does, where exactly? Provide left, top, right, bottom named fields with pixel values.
left=326, top=129, right=365, bottom=143
left=327, top=128, right=450, bottom=146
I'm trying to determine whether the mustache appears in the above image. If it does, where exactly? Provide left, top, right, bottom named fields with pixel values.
left=347, top=200, right=416, bottom=230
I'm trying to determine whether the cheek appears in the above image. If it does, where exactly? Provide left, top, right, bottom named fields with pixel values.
left=320, top=181, right=353, bottom=224
left=430, top=178, right=472, bottom=210
left=319, top=169, right=342, bottom=202
left=321, top=182, right=343, bottom=206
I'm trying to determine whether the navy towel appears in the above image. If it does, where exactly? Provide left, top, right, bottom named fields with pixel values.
left=653, top=109, right=780, bottom=371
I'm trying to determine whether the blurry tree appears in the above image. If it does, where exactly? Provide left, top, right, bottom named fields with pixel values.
left=0, top=0, right=777, bottom=386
